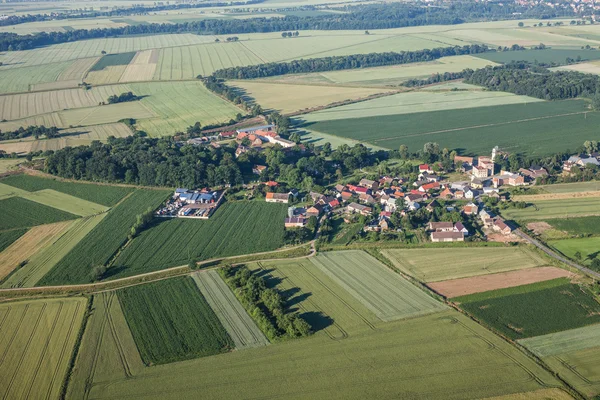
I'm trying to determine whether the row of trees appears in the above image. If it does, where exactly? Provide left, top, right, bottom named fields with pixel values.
left=212, top=45, right=491, bottom=79
left=0, top=2, right=574, bottom=51
left=0, top=125, right=59, bottom=141
left=129, top=207, right=155, bottom=239
left=107, top=91, right=139, bottom=104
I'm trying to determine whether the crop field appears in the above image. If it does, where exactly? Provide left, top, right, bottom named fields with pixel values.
left=29, top=57, right=100, bottom=92
left=550, top=237, right=600, bottom=267
left=1, top=174, right=133, bottom=206
left=381, top=247, right=546, bottom=282
left=0, top=181, right=27, bottom=199
left=0, top=220, right=71, bottom=281
left=476, top=49, right=600, bottom=64
left=484, top=389, right=574, bottom=400
left=520, top=323, right=600, bottom=358
left=0, top=84, right=132, bottom=121
left=262, top=55, right=496, bottom=87
left=38, top=189, right=169, bottom=285
left=554, top=60, right=600, bottom=75
left=502, top=197, right=600, bottom=220
left=428, top=267, right=573, bottom=298
left=231, top=80, right=394, bottom=113
left=17, top=189, right=108, bottom=216
left=90, top=52, right=137, bottom=71
left=1, top=214, right=106, bottom=288
left=192, top=270, right=269, bottom=349
left=77, top=308, right=561, bottom=400
left=0, top=61, right=76, bottom=94
left=113, top=201, right=287, bottom=279
left=457, top=279, right=600, bottom=339
left=130, top=81, right=242, bottom=136
left=0, top=297, right=87, bottom=400
left=0, top=158, right=21, bottom=173
left=0, top=196, right=77, bottom=230
left=540, top=181, right=600, bottom=193
left=0, top=228, right=27, bottom=253
left=546, top=216, right=600, bottom=236
left=118, top=277, right=234, bottom=365
left=311, top=251, right=446, bottom=321
left=119, top=49, right=158, bottom=82
left=300, top=99, right=595, bottom=156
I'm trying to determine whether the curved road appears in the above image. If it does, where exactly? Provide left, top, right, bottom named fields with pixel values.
left=514, top=229, right=600, bottom=280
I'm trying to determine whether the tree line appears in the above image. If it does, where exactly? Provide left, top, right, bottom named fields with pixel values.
left=212, top=44, right=491, bottom=79
left=0, top=2, right=574, bottom=51
left=107, top=91, right=139, bottom=104
left=0, top=125, right=59, bottom=141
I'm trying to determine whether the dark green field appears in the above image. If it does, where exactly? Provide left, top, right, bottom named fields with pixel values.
left=458, top=279, right=600, bottom=339
left=1, top=175, right=133, bottom=207
left=475, top=49, right=600, bottom=65
left=118, top=276, right=233, bottom=365
left=38, top=189, right=169, bottom=285
left=547, top=216, right=600, bottom=236
left=0, top=197, right=77, bottom=230
left=0, top=228, right=27, bottom=252
left=89, top=52, right=137, bottom=71
left=112, top=201, right=288, bottom=278
left=303, top=100, right=594, bottom=156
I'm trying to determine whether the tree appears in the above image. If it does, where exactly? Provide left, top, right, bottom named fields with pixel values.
left=281, top=32, right=288, bottom=38
left=518, top=22, right=524, bottom=27
left=399, top=144, right=408, bottom=159
left=90, top=264, right=107, bottom=282
left=574, top=251, right=582, bottom=261
left=101, top=50, right=106, bottom=55
left=365, top=30, right=370, bottom=34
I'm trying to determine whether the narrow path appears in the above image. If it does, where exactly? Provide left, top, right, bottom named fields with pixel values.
left=514, top=229, right=600, bottom=280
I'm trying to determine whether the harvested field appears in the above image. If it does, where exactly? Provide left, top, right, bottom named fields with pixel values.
left=512, top=190, right=600, bottom=202
left=0, top=228, right=27, bottom=253
left=39, top=189, right=169, bottom=285
left=85, top=66, right=127, bottom=84
left=119, top=50, right=158, bottom=82
left=118, top=277, right=234, bottom=365
left=229, top=80, right=394, bottom=114
left=192, top=270, right=268, bottom=349
left=520, top=323, right=600, bottom=358
left=0, top=221, right=71, bottom=281
left=0, top=158, right=21, bottom=173
left=1, top=214, right=106, bottom=288
left=0, top=196, right=77, bottom=230
left=502, top=197, right=600, bottom=220
left=311, top=250, right=446, bottom=321
left=1, top=174, right=133, bottom=206
left=428, top=267, right=574, bottom=298
left=67, top=292, right=145, bottom=399
left=113, top=201, right=287, bottom=279
left=19, top=189, right=108, bottom=216
left=0, top=84, right=132, bottom=121
left=382, top=247, right=546, bottom=282
left=58, top=57, right=100, bottom=81
left=0, top=297, right=87, bottom=400
left=458, top=279, right=600, bottom=339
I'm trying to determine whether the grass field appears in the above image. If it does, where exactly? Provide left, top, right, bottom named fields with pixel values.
left=192, top=270, right=269, bottom=349
left=1, top=174, right=134, bottom=206
left=546, top=216, right=600, bottom=236
left=90, top=52, right=137, bottom=71
left=118, top=277, right=234, bottom=365
left=230, top=80, right=393, bottom=113
left=0, top=297, right=87, bottom=400
left=311, top=250, right=446, bottom=321
left=0, top=158, right=21, bottom=173
left=300, top=99, right=594, bottom=156
left=540, top=181, right=600, bottom=193
left=0, top=61, right=76, bottom=94
left=0, top=228, right=27, bottom=253
left=550, top=237, right=600, bottom=267
left=502, top=197, right=600, bottom=220
left=130, top=81, right=242, bottom=136
left=113, top=201, right=287, bottom=279
left=476, top=48, right=600, bottom=64
left=458, top=279, right=600, bottom=339
left=1, top=214, right=106, bottom=288
left=0, top=221, right=71, bottom=281
left=0, top=196, right=77, bottom=230
left=18, top=189, right=108, bottom=216
left=38, top=189, right=169, bottom=285
left=381, top=247, right=547, bottom=282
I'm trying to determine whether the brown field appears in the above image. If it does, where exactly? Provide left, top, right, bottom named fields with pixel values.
left=428, top=266, right=574, bottom=298
left=0, top=221, right=72, bottom=280
left=514, top=191, right=600, bottom=202
left=119, top=50, right=158, bottom=83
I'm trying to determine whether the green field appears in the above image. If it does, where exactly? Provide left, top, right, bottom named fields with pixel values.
left=0, top=61, right=77, bottom=94
left=113, top=201, right=287, bottom=278
left=550, top=237, right=600, bottom=267
left=502, top=197, right=600, bottom=220
left=520, top=324, right=600, bottom=398
left=192, top=270, right=269, bottom=349
left=90, top=52, right=137, bottom=71
left=311, top=251, right=446, bottom=321
left=118, top=277, right=234, bottom=365
left=381, top=247, right=547, bottom=282
left=540, top=181, right=600, bottom=193
left=458, top=279, right=600, bottom=339
left=1, top=174, right=134, bottom=206
left=0, top=196, right=77, bottom=230
left=131, top=81, right=242, bottom=136
left=476, top=48, right=600, bottom=64
left=38, top=189, right=169, bottom=285
left=0, top=228, right=27, bottom=253
left=300, top=99, right=595, bottom=156
left=1, top=214, right=106, bottom=288
left=0, top=297, right=87, bottom=400
left=546, top=216, right=600, bottom=236
left=19, top=189, right=108, bottom=216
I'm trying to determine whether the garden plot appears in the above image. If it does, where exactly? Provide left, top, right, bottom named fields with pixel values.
left=311, top=250, right=446, bottom=321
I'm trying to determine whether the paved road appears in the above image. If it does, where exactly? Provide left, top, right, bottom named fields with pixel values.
left=514, top=229, right=600, bottom=280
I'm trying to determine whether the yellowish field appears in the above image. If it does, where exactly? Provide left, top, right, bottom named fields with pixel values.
left=119, top=49, right=159, bottom=82
left=482, top=388, right=573, bottom=400
left=0, top=84, right=132, bottom=121
left=0, top=297, right=87, bottom=400
left=0, top=158, right=21, bottom=173
left=20, top=189, right=108, bottom=216
left=86, top=65, right=128, bottom=85
left=0, top=17, right=128, bottom=34
left=230, top=80, right=395, bottom=113
left=0, top=61, right=75, bottom=94
left=554, top=61, right=600, bottom=75
left=0, top=220, right=71, bottom=280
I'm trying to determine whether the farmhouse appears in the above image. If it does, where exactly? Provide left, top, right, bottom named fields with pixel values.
left=306, top=205, right=323, bottom=217
left=266, top=192, right=290, bottom=203
left=253, top=165, right=267, bottom=175
left=359, top=178, right=379, bottom=190
left=284, top=217, right=306, bottom=228
left=462, top=202, right=479, bottom=216
left=493, top=219, right=512, bottom=235
left=419, top=164, right=433, bottom=174
left=428, top=222, right=454, bottom=232
left=454, top=222, right=469, bottom=235
left=347, top=202, right=372, bottom=216
left=430, top=231, right=464, bottom=242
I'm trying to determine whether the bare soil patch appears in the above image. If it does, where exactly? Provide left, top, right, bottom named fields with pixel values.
left=527, top=221, right=553, bottom=235
left=485, top=231, right=525, bottom=243
left=429, top=266, right=573, bottom=298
